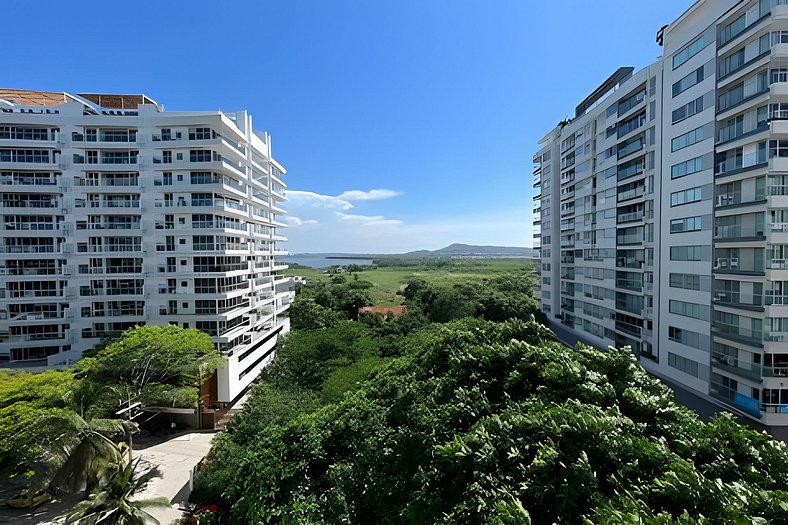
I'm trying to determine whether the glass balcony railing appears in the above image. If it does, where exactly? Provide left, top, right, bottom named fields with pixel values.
left=713, top=322, right=763, bottom=342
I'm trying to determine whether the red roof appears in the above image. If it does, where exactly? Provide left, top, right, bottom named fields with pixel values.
left=358, top=305, right=406, bottom=318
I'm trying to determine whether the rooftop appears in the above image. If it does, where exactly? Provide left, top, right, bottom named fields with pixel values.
left=0, top=88, right=157, bottom=108
left=0, top=88, right=70, bottom=107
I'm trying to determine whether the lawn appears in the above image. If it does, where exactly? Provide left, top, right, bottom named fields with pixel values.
left=285, top=259, right=536, bottom=306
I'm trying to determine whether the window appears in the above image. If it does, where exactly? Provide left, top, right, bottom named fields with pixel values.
left=669, top=299, right=707, bottom=320
left=670, top=216, right=702, bottom=233
left=668, top=352, right=700, bottom=377
left=672, top=96, right=704, bottom=124
left=772, top=30, right=788, bottom=45
left=671, top=126, right=705, bottom=151
left=769, top=139, right=788, bottom=158
left=189, top=128, right=213, bottom=140
left=671, top=186, right=703, bottom=206
left=719, top=13, right=746, bottom=46
left=718, top=71, right=768, bottom=111
left=669, top=273, right=701, bottom=290
left=671, top=156, right=704, bottom=179
left=0, top=126, right=51, bottom=140
left=673, top=36, right=704, bottom=69
left=190, top=150, right=212, bottom=162
left=772, top=68, right=788, bottom=84
left=617, top=157, right=645, bottom=181
left=191, top=193, right=213, bottom=206
left=670, top=245, right=708, bottom=261
left=770, top=102, right=788, bottom=121
left=194, top=278, right=216, bottom=293
left=617, top=89, right=646, bottom=116
left=191, top=171, right=213, bottom=184
left=672, top=66, right=704, bottom=97
left=617, top=111, right=646, bottom=138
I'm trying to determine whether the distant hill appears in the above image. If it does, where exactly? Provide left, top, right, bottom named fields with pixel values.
left=288, top=244, right=538, bottom=261
left=396, top=243, right=537, bottom=259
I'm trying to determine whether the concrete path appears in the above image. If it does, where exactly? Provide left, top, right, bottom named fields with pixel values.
left=0, top=432, right=214, bottom=525
left=134, top=431, right=215, bottom=525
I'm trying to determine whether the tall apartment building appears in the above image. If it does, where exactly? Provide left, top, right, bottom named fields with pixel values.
left=0, top=89, right=292, bottom=404
left=534, top=0, right=788, bottom=428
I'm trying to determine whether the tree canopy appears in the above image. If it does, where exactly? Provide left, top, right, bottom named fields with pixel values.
left=215, top=318, right=788, bottom=523
left=0, top=325, right=224, bottom=499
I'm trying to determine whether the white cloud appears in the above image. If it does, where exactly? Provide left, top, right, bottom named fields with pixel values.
left=336, top=189, right=403, bottom=201
left=286, top=188, right=402, bottom=211
left=286, top=190, right=353, bottom=210
left=336, top=212, right=403, bottom=227
left=286, top=216, right=319, bottom=226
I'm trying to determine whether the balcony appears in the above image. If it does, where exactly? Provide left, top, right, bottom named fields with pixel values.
left=617, top=211, right=644, bottom=224
left=714, top=224, right=765, bottom=242
left=712, top=323, right=763, bottom=346
left=615, top=321, right=641, bottom=338
left=714, top=291, right=763, bottom=311
left=616, top=232, right=643, bottom=246
left=763, top=364, right=788, bottom=377
left=1, top=200, right=59, bottom=209
left=617, top=186, right=645, bottom=202
left=0, top=245, right=59, bottom=254
left=73, top=154, right=138, bottom=166
left=711, top=354, right=761, bottom=381
left=616, top=257, right=643, bottom=269
left=88, top=200, right=140, bottom=209
left=617, top=137, right=644, bottom=160
left=0, top=175, right=58, bottom=188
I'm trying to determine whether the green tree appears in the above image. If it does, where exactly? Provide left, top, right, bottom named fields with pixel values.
left=0, top=369, right=75, bottom=498
left=73, top=325, right=223, bottom=388
left=71, top=326, right=224, bottom=419
left=223, top=318, right=788, bottom=523
left=288, top=297, right=342, bottom=331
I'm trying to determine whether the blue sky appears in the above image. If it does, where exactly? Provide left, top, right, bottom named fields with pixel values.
left=6, top=0, right=689, bottom=253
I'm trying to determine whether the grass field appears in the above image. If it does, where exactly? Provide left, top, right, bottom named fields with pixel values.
left=284, top=258, right=536, bottom=306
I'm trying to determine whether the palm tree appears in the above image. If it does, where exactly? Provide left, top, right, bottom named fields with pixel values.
left=61, top=458, right=170, bottom=525
left=47, top=413, right=139, bottom=495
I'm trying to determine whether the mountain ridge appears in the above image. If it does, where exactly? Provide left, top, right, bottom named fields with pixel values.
left=290, top=243, right=538, bottom=259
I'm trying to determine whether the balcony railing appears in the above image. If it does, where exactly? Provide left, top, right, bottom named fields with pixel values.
left=617, top=211, right=644, bottom=223
left=617, top=187, right=645, bottom=202
left=763, top=365, right=788, bottom=377
left=765, top=294, right=788, bottom=305
left=0, top=245, right=57, bottom=253
left=713, top=322, right=763, bottom=343
left=616, top=278, right=642, bottom=292
left=765, top=331, right=788, bottom=342
left=714, top=291, right=762, bottom=307
left=616, top=257, right=643, bottom=269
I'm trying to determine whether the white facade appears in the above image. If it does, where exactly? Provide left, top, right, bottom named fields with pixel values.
left=534, top=0, right=788, bottom=428
left=0, top=90, right=292, bottom=403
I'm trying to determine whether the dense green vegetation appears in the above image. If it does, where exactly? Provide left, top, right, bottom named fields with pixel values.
left=225, top=319, right=788, bottom=523
left=0, top=325, right=222, bottom=500
left=193, top=258, right=788, bottom=522
left=284, top=257, right=535, bottom=305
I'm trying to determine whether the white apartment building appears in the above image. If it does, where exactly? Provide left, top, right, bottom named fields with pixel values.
left=0, top=89, right=292, bottom=404
left=534, top=0, right=788, bottom=429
